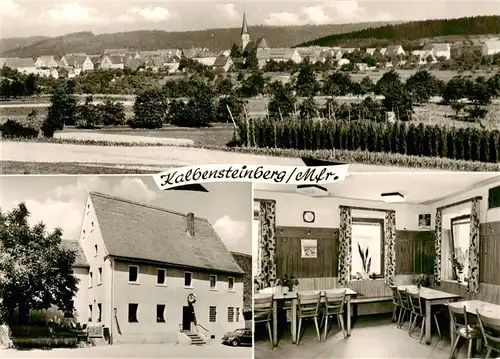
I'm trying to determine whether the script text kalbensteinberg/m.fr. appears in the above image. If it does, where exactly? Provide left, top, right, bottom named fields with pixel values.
left=158, top=165, right=341, bottom=188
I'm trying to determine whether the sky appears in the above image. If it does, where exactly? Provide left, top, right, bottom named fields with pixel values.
left=1, top=0, right=499, bottom=38
left=0, top=175, right=253, bottom=255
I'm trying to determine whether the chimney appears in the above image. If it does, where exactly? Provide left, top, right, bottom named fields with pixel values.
left=186, top=213, right=195, bottom=236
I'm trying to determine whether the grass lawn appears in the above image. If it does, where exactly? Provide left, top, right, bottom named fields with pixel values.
left=0, top=161, right=157, bottom=175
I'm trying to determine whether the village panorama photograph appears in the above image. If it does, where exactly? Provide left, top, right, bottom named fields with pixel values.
left=0, top=175, right=253, bottom=358
left=1, top=1, right=500, bottom=175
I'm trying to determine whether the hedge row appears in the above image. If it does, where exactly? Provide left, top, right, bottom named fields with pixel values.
left=238, top=118, right=500, bottom=163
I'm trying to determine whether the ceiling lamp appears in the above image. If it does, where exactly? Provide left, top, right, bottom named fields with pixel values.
left=381, top=192, right=404, bottom=203
left=296, top=184, right=329, bottom=197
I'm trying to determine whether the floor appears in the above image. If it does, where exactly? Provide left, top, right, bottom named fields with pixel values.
left=0, top=342, right=252, bottom=358
left=255, top=313, right=485, bottom=359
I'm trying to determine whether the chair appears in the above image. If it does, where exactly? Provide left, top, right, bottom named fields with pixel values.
left=254, top=294, right=274, bottom=348
left=447, top=302, right=481, bottom=359
left=407, top=290, right=442, bottom=343
left=390, top=285, right=402, bottom=323
left=476, top=309, right=500, bottom=359
left=320, top=290, right=346, bottom=340
left=397, top=288, right=412, bottom=329
left=296, top=291, right=322, bottom=344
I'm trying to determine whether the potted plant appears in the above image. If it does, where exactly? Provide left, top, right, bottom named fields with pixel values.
left=414, top=274, right=430, bottom=289
left=358, top=243, right=372, bottom=280
left=450, top=247, right=467, bottom=283
left=276, top=275, right=299, bottom=293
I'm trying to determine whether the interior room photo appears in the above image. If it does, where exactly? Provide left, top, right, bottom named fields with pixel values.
left=253, top=172, right=500, bottom=359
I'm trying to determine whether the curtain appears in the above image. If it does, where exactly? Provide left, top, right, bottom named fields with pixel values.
left=338, top=206, right=352, bottom=286
left=258, top=200, right=277, bottom=289
left=434, top=208, right=443, bottom=285
left=468, top=198, right=480, bottom=293
left=384, top=210, right=396, bottom=286
left=441, top=230, right=454, bottom=281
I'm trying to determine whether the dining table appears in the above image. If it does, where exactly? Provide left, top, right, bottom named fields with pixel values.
left=447, top=299, right=500, bottom=347
left=398, top=285, right=462, bottom=345
left=269, top=288, right=358, bottom=346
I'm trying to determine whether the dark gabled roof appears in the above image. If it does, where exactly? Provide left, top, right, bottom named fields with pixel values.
left=230, top=251, right=252, bottom=311
left=3, top=57, right=36, bottom=68
left=243, top=37, right=268, bottom=53
left=89, top=192, right=244, bottom=275
left=104, top=55, right=124, bottom=65
left=61, top=240, right=88, bottom=268
left=213, top=55, right=230, bottom=67
left=125, top=57, right=146, bottom=70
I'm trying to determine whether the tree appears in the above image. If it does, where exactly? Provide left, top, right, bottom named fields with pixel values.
left=130, top=89, right=168, bottom=129
left=382, top=83, right=414, bottom=121
left=0, top=203, right=78, bottom=324
left=239, top=71, right=265, bottom=98
left=375, top=70, right=401, bottom=96
left=170, top=83, right=215, bottom=127
left=486, top=72, right=500, bottom=97
left=75, top=95, right=98, bottom=129
left=24, top=74, right=38, bottom=96
left=245, top=51, right=258, bottom=71
left=10, top=79, right=25, bottom=98
left=98, top=98, right=126, bottom=126
left=299, top=96, right=319, bottom=119
left=268, top=82, right=297, bottom=118
left=0, top=79, right=11, bottom=99
left=359, top=76, right=375, bottom=94
left=216, top=95, right=245, bottom=123
left=323, top=71, right=352, bottom=96
left=443, top=75, right=474, bottom=118
left=466, top=76, right=493, bottom=122
left=295, top=59, right=319, bottom=97
left=215, top=77, right=234, bottom=96
left=42, top=82, right=77, bottom=137
left=230, top=43, right=242, bottom=58
left=405, top=70, right=439, bottom=104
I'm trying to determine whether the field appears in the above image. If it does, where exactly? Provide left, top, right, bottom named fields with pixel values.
left=348, top=68, right=499, bottom=83
left=59, top=124, right=235, bottom=147
left=3, top=96, right=500, bottom=130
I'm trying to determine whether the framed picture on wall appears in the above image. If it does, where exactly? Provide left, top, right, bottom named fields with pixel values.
left=301, top=239, right=317, bottom=258
left=418, top=214, right=431, bottom=229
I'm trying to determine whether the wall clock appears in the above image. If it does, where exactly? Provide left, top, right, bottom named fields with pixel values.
left=303, top=211, right=315, bottom=223
left=187, top=293, right=196, bottom=304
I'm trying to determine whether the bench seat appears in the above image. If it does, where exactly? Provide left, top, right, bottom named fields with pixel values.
left=351, top=296, right=393, bottom=304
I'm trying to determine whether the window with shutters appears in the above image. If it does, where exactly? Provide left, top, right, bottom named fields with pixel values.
left=209, top=306, right=217, bottom=323
left=228, top=307, right=234, bottom=322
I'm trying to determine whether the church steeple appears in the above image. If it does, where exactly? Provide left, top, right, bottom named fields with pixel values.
left=241, top=13, right=249, bottom=35
left=241, top=13, right=250, bottom=51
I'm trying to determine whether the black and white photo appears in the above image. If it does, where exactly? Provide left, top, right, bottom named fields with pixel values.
left=0, top=175, right=252, bottom=358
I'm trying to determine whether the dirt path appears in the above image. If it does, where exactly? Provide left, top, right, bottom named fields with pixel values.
left=1, top=141, right=442, bottom=173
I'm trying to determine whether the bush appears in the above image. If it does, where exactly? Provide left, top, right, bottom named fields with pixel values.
left=0, top=119, right=39, bottom=138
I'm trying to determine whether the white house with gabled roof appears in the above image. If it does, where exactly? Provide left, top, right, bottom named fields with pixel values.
left=77, top=192, right=245, bottom=345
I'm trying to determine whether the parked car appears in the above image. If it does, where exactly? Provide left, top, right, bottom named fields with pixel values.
left=221, top=328, right=252, bottom=346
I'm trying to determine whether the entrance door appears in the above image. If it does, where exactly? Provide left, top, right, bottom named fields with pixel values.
left=182, top=306, right=192, bottom=331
